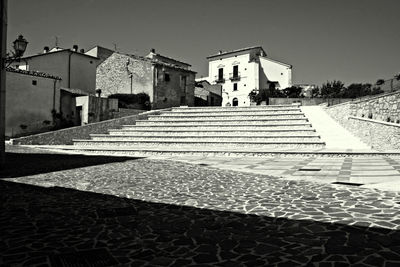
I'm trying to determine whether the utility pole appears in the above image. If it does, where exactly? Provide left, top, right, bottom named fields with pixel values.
left=0, top=0, right=7, bottom=168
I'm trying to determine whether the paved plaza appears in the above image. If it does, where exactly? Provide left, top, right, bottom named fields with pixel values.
left=166, top=155, right=400, bottom=192
left=1, top=145, right=400, bottom=266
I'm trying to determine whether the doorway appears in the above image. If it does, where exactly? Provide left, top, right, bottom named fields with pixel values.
left=232, top=98, right=238, bottom=106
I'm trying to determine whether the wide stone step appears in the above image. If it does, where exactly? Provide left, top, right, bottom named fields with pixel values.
left=171, top=105, right=299, bottom=112
left=149, top=114, right=305, bottom=120
left=120, top=124, right=313, bottom=130
left=136, top=118, right=308, bottom=125
left=89, top=134, right=322, bottom=142
left=108, top=129, right=317, bottom=136
left=43, top=145, right=400, bottom=158
left=73, top=139, right=325, bottom=149
left=167, top=109, right=301, bottom=115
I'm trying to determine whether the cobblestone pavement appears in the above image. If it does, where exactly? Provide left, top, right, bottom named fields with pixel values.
left=2, top=146, right=400, bottom=266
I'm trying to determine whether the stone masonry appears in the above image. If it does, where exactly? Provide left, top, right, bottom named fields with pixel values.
left=326, top=92, right=400, bottom=151
left=350, top=91, right=400, bottom=123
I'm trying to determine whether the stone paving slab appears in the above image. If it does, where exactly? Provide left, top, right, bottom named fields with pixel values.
left=2, top=155, right=400, bottom=266
left=2, top=145, right=400, bottom=266
left=168, top=155, right=400, bottom=192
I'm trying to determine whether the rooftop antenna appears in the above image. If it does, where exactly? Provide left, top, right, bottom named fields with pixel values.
left=54, top=36, right=59, bottom=48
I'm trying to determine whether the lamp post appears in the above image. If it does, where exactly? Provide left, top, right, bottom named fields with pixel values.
left=0, top=32, right=28, bottom=168
left=0, top=0, right=7, bottom=168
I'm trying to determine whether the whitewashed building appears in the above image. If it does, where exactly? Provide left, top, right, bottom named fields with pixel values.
left=204, top=46, right=292, bottom=106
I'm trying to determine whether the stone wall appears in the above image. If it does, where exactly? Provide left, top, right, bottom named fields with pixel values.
left=152, top=64, right=195, bottom=109
left=325, top=101, right=400, bottom=151
left=96, top=53, right=154, bottom=99
left=349, top=91, right=400, bottom=123
left=269, top=98, right=352, bottom=106
left=11, top=109, right=171, bottom=145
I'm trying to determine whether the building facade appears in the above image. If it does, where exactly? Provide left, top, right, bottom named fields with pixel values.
left=5, top=68, right=61, bottom=137
left=7, top=45, right=118, bottom=132
left=205, top=46, right=292, bottom=106
left=95, top=48, right=196, bottom=109
left=194, top=80, right=222, bottom=106
left=9, top=45, right=99, bottom=94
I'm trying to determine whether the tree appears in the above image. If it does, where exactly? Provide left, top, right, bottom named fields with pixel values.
left=320, top=80, right=346, bottom=98
left=311, top=87, right=320, bottom=98
left=344, top=83, right=372, bottom=98
left=282, top=86, right=303, bottom=98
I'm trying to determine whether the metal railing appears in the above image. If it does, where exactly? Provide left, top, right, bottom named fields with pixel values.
left=229, top=72, right=241, bottom=81
left=214, top=75, right=225, bottom=83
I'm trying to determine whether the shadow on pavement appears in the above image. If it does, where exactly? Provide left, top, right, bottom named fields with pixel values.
left=1, top=180, right=399, bottom=266
left=0, top=152, right=138, bottom=178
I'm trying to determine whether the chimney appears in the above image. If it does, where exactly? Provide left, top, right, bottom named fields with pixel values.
left=72, top=45, right=78, bottom=52
left=150, top=48, right=155, bottom=53
left=43, top=46, right=49, bottom=53
left=80, top=48, right=85, bottom=53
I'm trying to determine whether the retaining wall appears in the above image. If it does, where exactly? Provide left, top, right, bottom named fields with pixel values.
left=11, top=109, right=171, bottom=145
left=349, top=91, right=400, bottom=123
left=325, top=101, right=400, bottom=151
left=269, top=98, right=352, bottom=106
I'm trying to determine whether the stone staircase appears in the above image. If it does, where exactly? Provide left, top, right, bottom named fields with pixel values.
left=70, top=105, right=326, bottom=155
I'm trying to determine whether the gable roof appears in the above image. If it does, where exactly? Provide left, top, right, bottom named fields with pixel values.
left=6, top=67, right=62, bottom=80
left=147, top=52, right=192, bottom=67
left=19, top=48, right=99, bottom=61
left=207, top=46, right=266, bottom=59
left=114, top=51, right=196, bottom=73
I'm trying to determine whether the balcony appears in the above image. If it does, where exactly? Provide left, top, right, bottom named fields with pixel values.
left=229, top=72, right=241, bottom=81
left=214, top=75, right=225, bottom=84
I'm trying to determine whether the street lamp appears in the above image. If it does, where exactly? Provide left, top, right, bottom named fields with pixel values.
left=12, top=35, right=28, bottom=57
left=6, top=34, right=28, bottom=66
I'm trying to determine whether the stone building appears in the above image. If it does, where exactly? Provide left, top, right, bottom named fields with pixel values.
left=95, top=48, right=196, bottom=109
left=194, top=80, right=222, bottom=106
left=203, top=46, right=292, bottom=107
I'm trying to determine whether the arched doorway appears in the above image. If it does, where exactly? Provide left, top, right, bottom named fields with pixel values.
left=232, top=98, right=238, bottom=106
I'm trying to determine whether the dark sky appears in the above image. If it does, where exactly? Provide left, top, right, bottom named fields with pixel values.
left=8, top=0, right=400, bottom=86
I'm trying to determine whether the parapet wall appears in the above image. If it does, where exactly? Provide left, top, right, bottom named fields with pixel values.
left=11, top=109, right=171, bottom=145
left=325, top=93, right=400, bottom=151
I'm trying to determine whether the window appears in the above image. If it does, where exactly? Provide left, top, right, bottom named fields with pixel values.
left=164, top=73, right=170, bottom=82
left=233, top=83, right=238, bottom=91
left=32, top=80, right=37, bottom=86
left=233, top=65, right=238, bottom=77
left=180, top=75, right=187, bottom=91
left=218, top=68, right=223, bottom=80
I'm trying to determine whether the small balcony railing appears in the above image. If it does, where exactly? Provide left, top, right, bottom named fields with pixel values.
left=214, top=75, right=225, bottom=83
left=229, top=72, right=241, bottom=81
